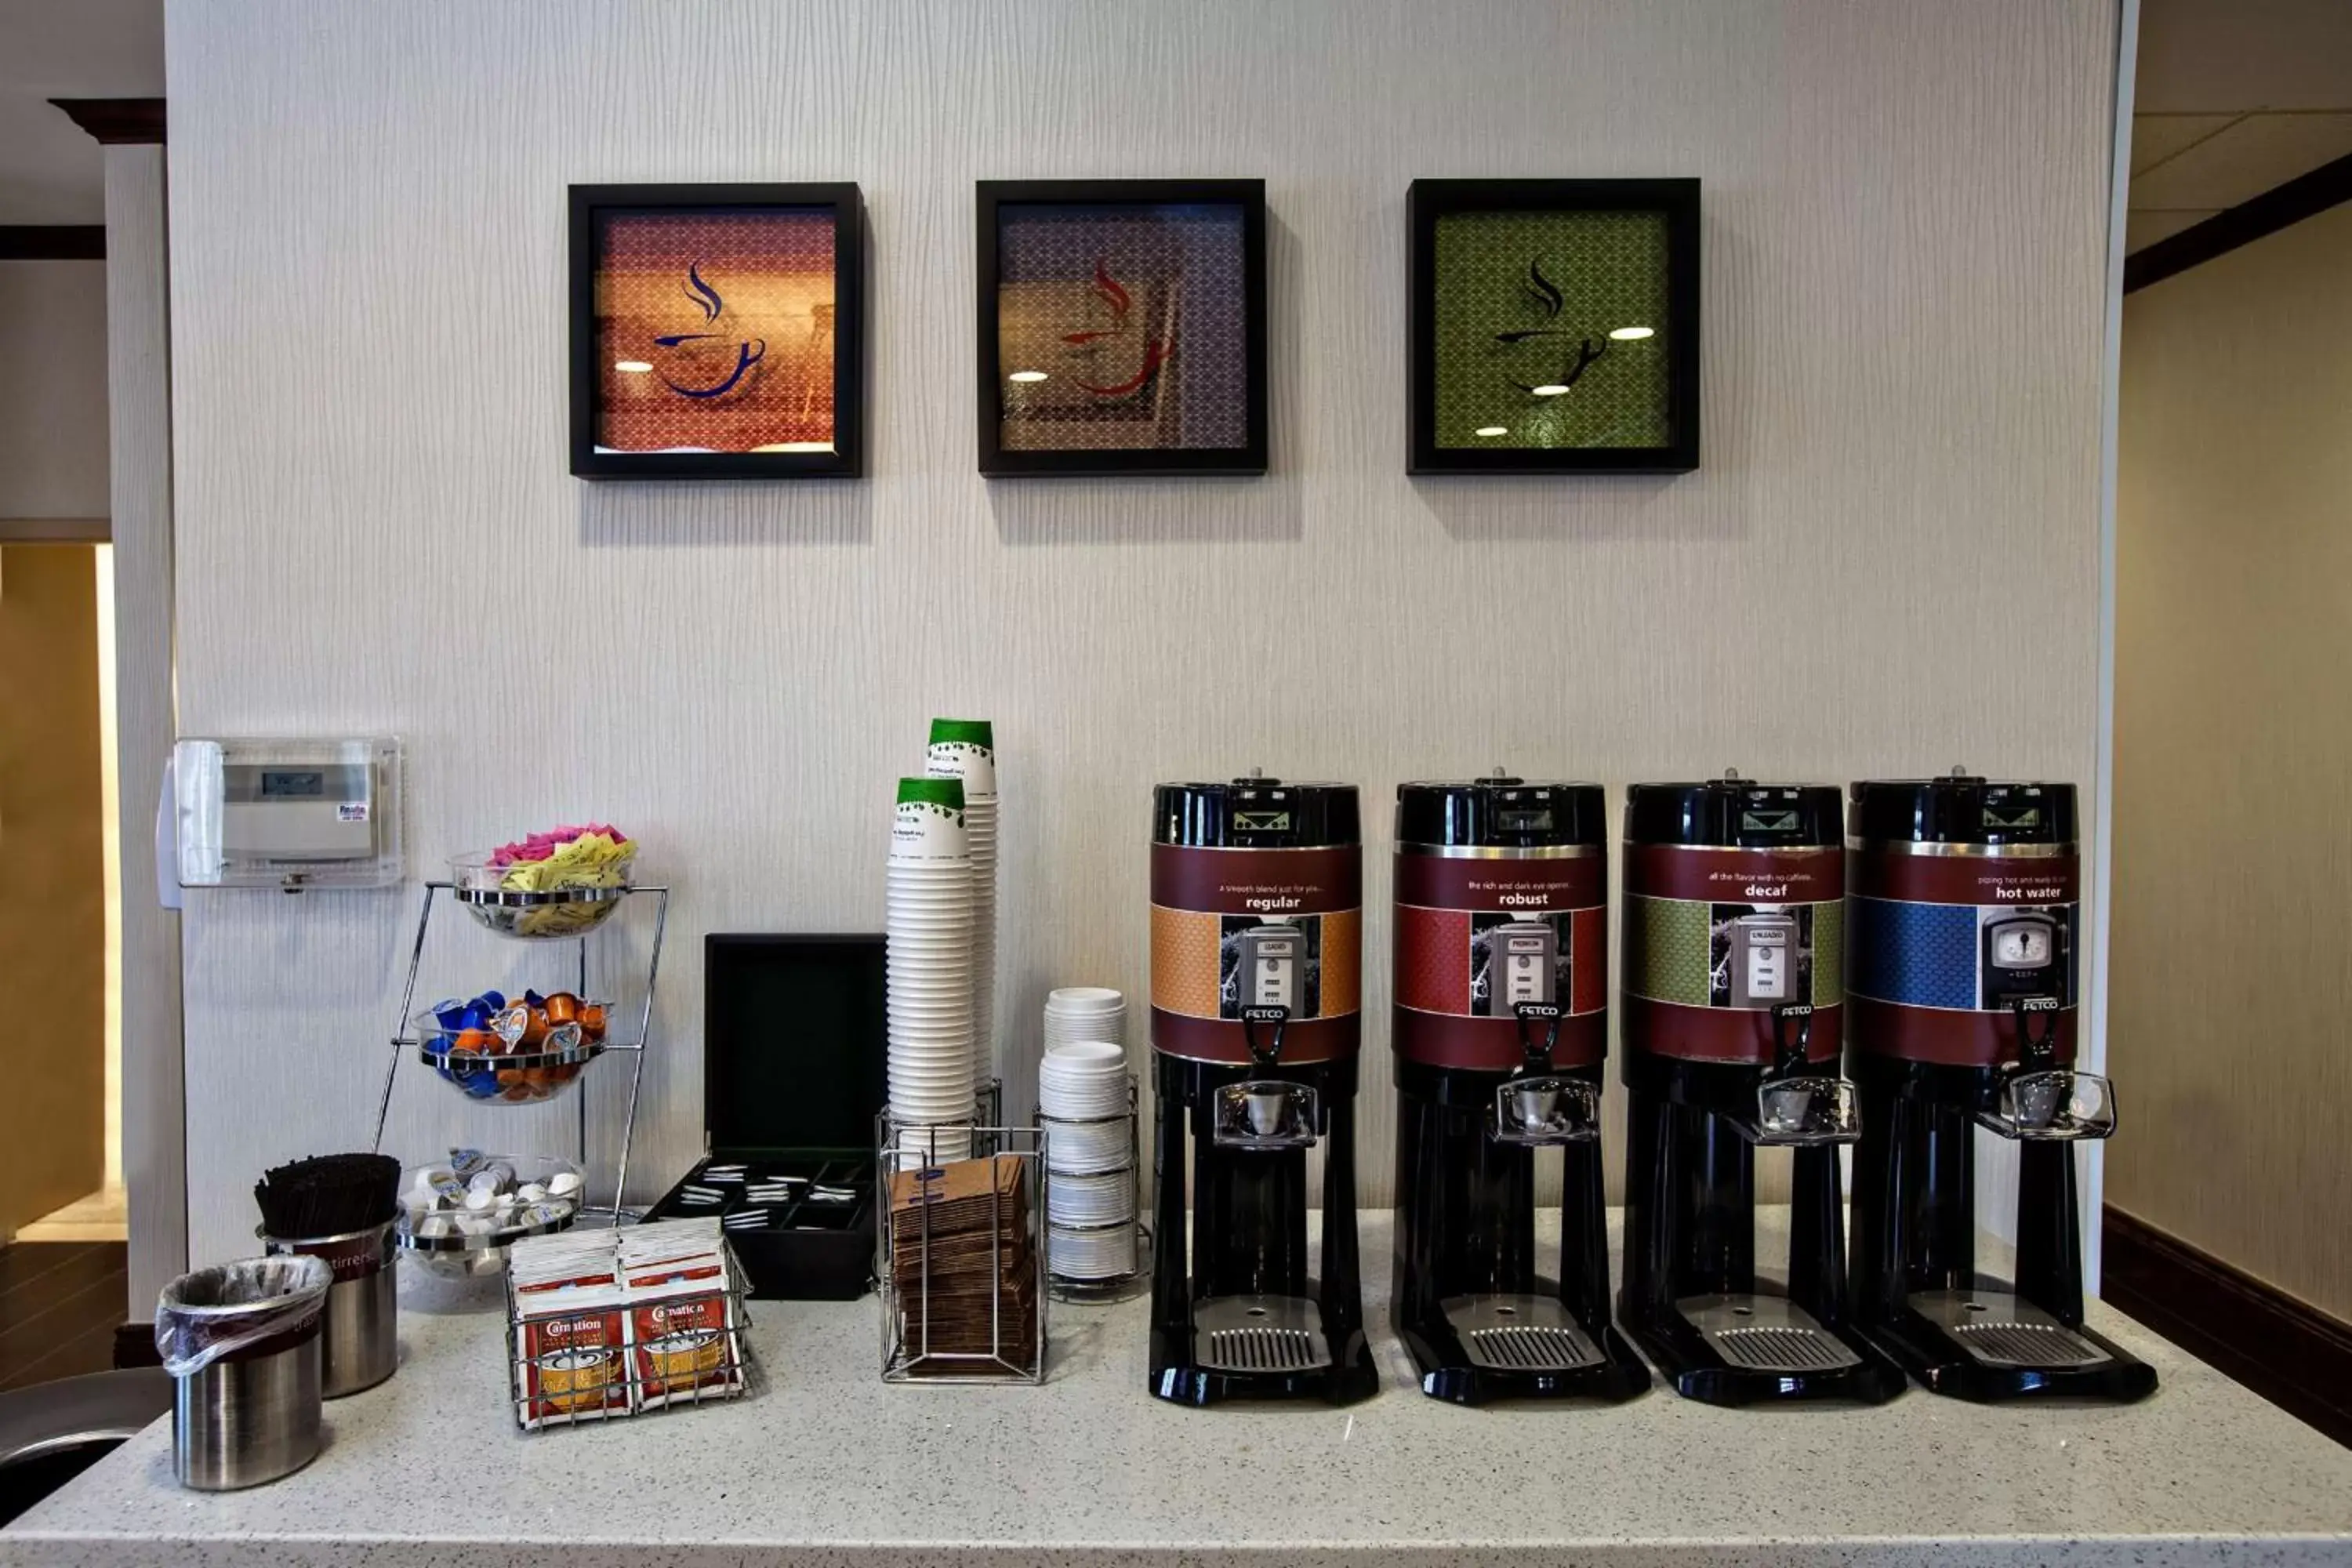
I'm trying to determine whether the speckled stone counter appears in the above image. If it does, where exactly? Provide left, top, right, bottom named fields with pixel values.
left=7, top=1212, right=2351, bottom=1567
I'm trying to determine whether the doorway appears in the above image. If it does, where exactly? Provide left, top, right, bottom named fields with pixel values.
left=0, top=542, right=122, bottom=1250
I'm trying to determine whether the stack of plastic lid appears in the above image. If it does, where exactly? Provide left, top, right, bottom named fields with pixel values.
left=1037, top=1035, right=1138, bottom=1288
left=1044, top=986, right=1124, bottom=1055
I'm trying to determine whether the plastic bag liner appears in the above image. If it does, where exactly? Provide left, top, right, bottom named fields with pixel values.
left=155, top=1255, right=332, bottom=1380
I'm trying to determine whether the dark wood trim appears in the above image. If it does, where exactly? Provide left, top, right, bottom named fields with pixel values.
left=111, top=1323, right=160, bottom=1370
left=2125, top=149, right=2352, bottom=295
left=49, top=98, right=165, bottom=146
left=0, top=520, right=110, bottom=545
left=2103, top=1205, right=2352, bottom=1448
left=0, top=226, right=103, bottom=262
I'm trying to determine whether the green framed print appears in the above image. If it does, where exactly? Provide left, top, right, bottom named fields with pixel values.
left=1409, top=179, right=1699, bottom=474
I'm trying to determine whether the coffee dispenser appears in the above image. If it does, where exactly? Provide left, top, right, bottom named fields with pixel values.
left=1391, top=778, right=1649, bottom=1404
left=1618, top=775, right=1904, bottom=1405
left=1148, top=775, right=1377, bottom=1406
left=1846, top=775, right=2156, bottom=1401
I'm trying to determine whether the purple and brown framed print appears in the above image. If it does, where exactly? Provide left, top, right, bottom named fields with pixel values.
left=1409, top=179, right=1699, bottom=475
left=977, top=180, right=1267, bottom=477
left=570, top=183, right=864, bottom=480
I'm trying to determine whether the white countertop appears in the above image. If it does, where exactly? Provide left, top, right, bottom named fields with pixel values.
left=7, top=1211, right=2352, bottom=1567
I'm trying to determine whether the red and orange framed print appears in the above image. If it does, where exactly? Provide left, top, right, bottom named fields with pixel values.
left=976, top=180, right=1267, bottom=477
left=570, top=183, right=864, bottom=480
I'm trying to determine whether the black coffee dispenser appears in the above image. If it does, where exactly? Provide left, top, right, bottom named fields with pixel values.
left=1617, top=775, right=1905, bottom=1405
left=1147, top=777, right=1377, bottom=1406
left=1389, top=779, right=1649, bottom=1404
left=1846, top=775, right=2156, bottom=1402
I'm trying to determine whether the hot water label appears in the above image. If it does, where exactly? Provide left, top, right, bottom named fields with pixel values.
left=1847, top=848, right=2081, bottom=1067
left=1620, top=844, right=1843, bottom=1065
left=1394, top=851, right=1606, bottom=1070
left=1150, top=844, right=1360, bottom=1065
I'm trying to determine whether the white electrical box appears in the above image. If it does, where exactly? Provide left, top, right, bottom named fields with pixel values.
left=169, top=736, right=403, bottom=890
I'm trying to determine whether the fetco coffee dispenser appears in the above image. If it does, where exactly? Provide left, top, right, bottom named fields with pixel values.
left=1148, top=775, right=1377, bottom=1405
left=1846, top=775, right=2155, bottom=1401
left=1391, top=778, right=1648, bottom=1404
left=1619, top=775, right=1904, bottom=1404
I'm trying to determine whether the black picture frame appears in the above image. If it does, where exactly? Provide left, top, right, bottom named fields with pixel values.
left=1408, top=178, right=1700, bottom=475
left=569, top=183, right=865, bottom=481
left=975, top=179, right=1269, bottom=478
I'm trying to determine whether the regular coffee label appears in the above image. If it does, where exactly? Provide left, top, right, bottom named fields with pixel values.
left=1394, top=850, right=1605, bottom=1070
left=1847, top=848, right=2080, bottom=1066
left=1149, top=844, right=1360, bottom=1064
left=1620, top=844, right=1843, bottom=1065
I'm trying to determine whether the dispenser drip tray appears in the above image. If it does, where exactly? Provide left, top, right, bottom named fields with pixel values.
left=1679, top=1294, right=1864, bottom=1373
left=1911, top=1290, right=2112, bottom=1369
left=1194, top=1294, right=1333, bottom=1374
left=1443, top=1294, right=1603, bottom=1373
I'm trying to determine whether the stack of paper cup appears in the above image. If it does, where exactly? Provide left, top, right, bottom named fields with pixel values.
left=887, top=776, right=974, bottom=1164
left=1037, top=1041, right=1138, bottom=1284
left=926, top=720, right=997, bottom=1090
left=1043, top=988, right=1126, bottom=1054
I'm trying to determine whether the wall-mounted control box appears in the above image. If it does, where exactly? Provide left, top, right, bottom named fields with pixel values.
left=167, top=736, right=402, bottom=891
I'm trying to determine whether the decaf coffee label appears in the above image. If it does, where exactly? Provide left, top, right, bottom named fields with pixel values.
left=1848, top=848, right=2081, bottom=1066
left=1150, top=843, right=1360, bottom=1064
left=1620, top=844, right=1842, bottom=1064
left=1394, top=851, right=1606, bottom=1069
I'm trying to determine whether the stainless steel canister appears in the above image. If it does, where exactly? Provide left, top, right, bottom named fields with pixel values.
left=262, top=1220, right=397, bottom=1398
left=157, top=1257, right=329, bottom=1491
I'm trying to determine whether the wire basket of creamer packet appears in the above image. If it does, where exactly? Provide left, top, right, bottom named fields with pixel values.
left=505, top=1218, right=749, bottom=1431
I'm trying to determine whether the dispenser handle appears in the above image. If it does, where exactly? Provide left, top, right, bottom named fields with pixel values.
left=2009, top=996, right=2062, bottom=1073
left=1768, top=1002, right=1814, bottom=1079
left=1513, top=1000, right=1563, bottom=1073
left=1240, top=1004, right=1288, bottom=1067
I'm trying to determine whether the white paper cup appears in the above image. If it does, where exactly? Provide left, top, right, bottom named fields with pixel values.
left=891, top=777, right=970, bottom=861
left=925, top=720, right=998, bottom=799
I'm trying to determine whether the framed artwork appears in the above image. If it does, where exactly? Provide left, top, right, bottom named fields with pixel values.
left=569, top=183, right=864, bottom=480
left=1408, top=179, right=1700, bottom=475
left=975, top=180, right=1267, bottom=477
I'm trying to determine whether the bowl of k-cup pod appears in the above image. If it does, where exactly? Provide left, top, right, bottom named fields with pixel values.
left=396, top=1152, right=586, bottom=1279
left=416, top=990, right=612, bottom=1104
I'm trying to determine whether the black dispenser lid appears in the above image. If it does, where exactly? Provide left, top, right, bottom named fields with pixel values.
left=1153, top=774, right=1359, bottom=848
left=702, top=935, right=887, bottom=1155
left=1849, top=773, right=2078, bottom=847
left=1624, top=772, right=1842, bottom=848
left=1396, top=774, right=1606, bottom=849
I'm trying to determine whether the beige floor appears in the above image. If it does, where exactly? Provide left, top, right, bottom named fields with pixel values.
left=16, top=1183, right=127, bottom=1243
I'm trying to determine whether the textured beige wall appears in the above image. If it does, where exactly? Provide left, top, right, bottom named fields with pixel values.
left=165, top=0, right=2117, bottom=1265
left=0, top=260, right=110, bottom=521
left=2109, top=201, right=2352, bottom=1325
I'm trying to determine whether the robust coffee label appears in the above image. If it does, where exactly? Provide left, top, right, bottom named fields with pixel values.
left=1620, top=844, right=1842, bottom=1064
left=1848, top=848, right=2080, bottom=1067
left=1394, top=851, right=1606, bottom=1070
left=1150, top=844, right=1360, bottom=1065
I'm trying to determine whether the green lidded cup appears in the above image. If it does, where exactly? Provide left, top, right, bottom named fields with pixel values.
left=891, top=775, right=968, bottom=861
